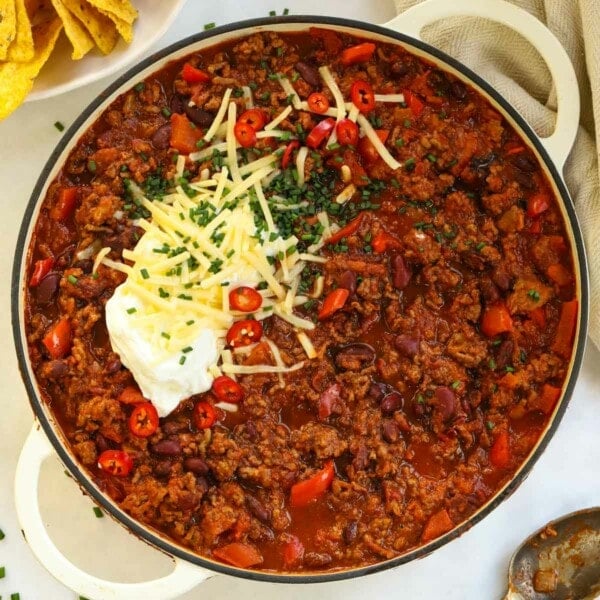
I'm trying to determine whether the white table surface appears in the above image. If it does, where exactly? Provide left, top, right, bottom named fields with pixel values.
left=1, top=1, right=599, bottom=599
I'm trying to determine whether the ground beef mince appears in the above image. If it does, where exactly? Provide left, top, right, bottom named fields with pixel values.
left=24, top=29, right=578, bottom=572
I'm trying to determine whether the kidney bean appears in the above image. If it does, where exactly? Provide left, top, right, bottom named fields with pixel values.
left=495, top=340, right=514, bottom=370
left=391, top=254, right=412, bottom=289
left=196, top=476, right=209, bottom=495
left=339, top=270, right=357, bottom=295
left=169, top=94, right=185, bottom=114
left=334, top=343, right=376, bottom=371
left=368, top=381, right=387, bottom=401
left=162, top=420, right=188, bottom=435
left=154, top=460, right=173, bottom=477
left=44, top=359, right=68, bottom=379
left=450, top=80, right=467, bottom=100
left=352, top=444, right=369, bottom=471
left=394, top=334, right=419, bottom=357
left=151, top=124, right=171, bottom=149
left=184, top=105, right=215, bottom=127
left=382, top=420, right=400, bottom=443
left=513, top=154, right=538, bottom=172
left=105, top=357, right=122, bottom=374
left=513, top=169, right=535, bottom=190
left=381, top=391, right=403, bottom=414
left=95, top=432, right=109, bottom=453
left=434, top=387, right=456, bottom=422
left=246, top=495, right=271, bottom=523
left=480, top=277, right=500, bottom=303
left=183, top=457, right=209, bottom=475
left=304, top=552, right=333, bottom=568
left=73, top=259, right=93, bottom=273
left=344, top=521, right=358, bottom=544
left=295, top=61, right=320, bottom=87
left=151, top=439, right=181, bottom=456
left=389, top=61, right=409, bottom=78
left=492, top=270, right=512, bottom=291
left=35, top=272, right=59, bottom=304
left=244, top=420, right=258, bottom=441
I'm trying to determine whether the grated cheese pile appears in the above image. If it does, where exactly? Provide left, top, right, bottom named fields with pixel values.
left=103, top=66, right=407, bottom=416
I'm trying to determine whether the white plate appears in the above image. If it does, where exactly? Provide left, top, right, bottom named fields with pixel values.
left=27, top=0, right=187, bottom=102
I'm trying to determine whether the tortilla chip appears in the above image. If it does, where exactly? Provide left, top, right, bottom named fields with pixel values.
left=85, top=0, right=136, bottom=24
left=0, top=0, right=17, bottom=60
left=94, top=4, right=131, bottom=43
left=0, top=16, right=62, bottom=119
left=61, top=0, right=117, bottom=54
left=49, top=0, right=93, bottom=59
left=7, top=0, right=34, bottom=61
left=27, top=0, right=56, bottom=25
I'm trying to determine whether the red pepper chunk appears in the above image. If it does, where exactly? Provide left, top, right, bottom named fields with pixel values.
left=306, top=118, right=336, bottom=149
left=29, top=257, right=54, bottom=287
left=281, top=140, right=300, bottom=169
left=358, top=129, right=389, bottom=164
left=282, top=535, right=305, bottom=569
left=341, top=42, right=376, bottom=66
left=421, top=509, right=454, bottom=543
left=98, top=450, right=133, bottom=477
left=213, top=542, right=263, bottom=568
left=480, top=303, right=513, bottom=337
left=552, top=299, right=578, bottom=358
left=169, top=113, right=203, bottom=154
left=372, top=230, right=402, bottom=253
left=318, top=288, right=350, bottom=320
left=325, top=212, right=364, bottom=245
left=42, top=318, right=71, bottom=359
left=290, top=460, right=335, bottom=507
left=403, top=89, right=424, bottom=118
left=128, top=402, right=159, bottom=438
left=527, top=192, right=550, bottom=217
left=489, top=431, right=511, bottom=469
left=51, top=187, right=78, bottom=222
left=212, top=375, right=244, bottom=404
left=181, top=63, right=211, bottom=84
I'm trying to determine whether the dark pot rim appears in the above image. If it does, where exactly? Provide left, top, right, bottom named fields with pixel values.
left=11, top=14, right=589, bottom=584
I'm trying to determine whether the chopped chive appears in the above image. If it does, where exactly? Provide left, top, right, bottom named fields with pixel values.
left=488, top=358, right=496, bottom=370
left=182, top=346, right=193, bottom=353
left=395, top=138, right=404, bottom=147
left=67, top=274, right=78, bottom=285
left=403, top=118, right=412, bottom=128
left=0, top=566, right=5, bottom=578
left=527, top=289, right=540, bottom=301
left=179, top=355, right=187, bottom=365
left=0, top=529, right=6, bottom=541
left=54, top=121, right=65, bottom=132
left=93, top=507, right=103, bottom=518
left=87, top=159, right=97, bottom=173
left=283, top=7, right=289, bottom=14
left=186, top=320, right=195, bottom=326
left=426, top=153, right=437, bottom=162
left=404, top=157, right=416, bottom=171
left=134, top=82, right=145, bottom=92
left=126, top=307, right=137, bottom=314
left=486, top=421, right=495, bottom=430
left=161, top=107, right=171, bottom=118
left=140, top=268, right=150, bottom=279
left=204, top=22, right=216, bottom=30
left=476, top=241, right=486, bottom=252
left=161, top=332, right=171, bottom=340
left=451, top=380, right=460, bottom=389
left=505, top=365, right=515, bottom=373
left=11, top=594, right=21, bottom=600
left=269, top=9, right=276, bottom=16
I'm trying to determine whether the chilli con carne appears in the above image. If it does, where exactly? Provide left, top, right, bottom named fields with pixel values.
left=24, top=29, right=577, bottom=572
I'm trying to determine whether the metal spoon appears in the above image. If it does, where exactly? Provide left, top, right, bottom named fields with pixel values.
left=505, top=507, right=600, bottom=600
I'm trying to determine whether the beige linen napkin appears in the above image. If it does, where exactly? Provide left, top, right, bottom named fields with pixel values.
left=393, top=0, right=600, bottom=350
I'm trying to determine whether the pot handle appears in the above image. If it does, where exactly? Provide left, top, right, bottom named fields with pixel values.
left=15, top=425, right=213, bottom=600
left=383, top=0, right=580, bottom=169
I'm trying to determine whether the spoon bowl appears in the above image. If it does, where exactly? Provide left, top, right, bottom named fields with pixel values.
left=506, top=507, right=600, bottom=600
